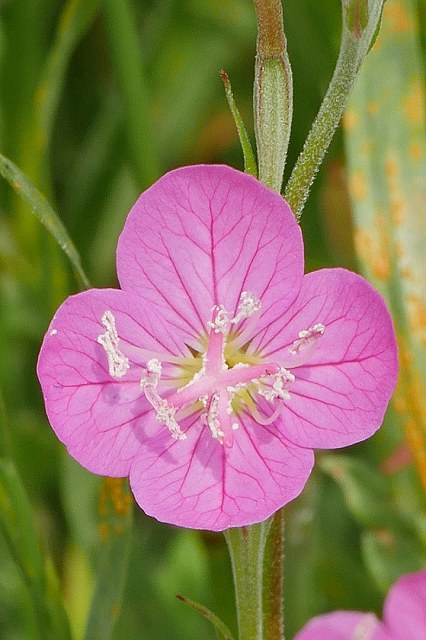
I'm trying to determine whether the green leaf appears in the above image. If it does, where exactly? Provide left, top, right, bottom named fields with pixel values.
left=84, top=478, right=133, bottom=640
left=0, top=152, right=90, bottom=289
left=176, top=594, right=236, bottom=640
left=102, top=0, right=159, bottom=187
left=220, top=70, right=257, bottom=177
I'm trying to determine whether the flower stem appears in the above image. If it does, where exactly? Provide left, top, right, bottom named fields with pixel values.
left=225, top=519, right=272, bottom=640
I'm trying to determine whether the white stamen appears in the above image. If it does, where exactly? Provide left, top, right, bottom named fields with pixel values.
left=140, top=360, right=186, bottom=440
left=231, top=291, right=261, bottom=325
left=155, top=400, right=186, bottom=440
left=290, top=323, right=325, bottom=355
left=97, top=310, right=130, bottom=378
left=207, top=305, right=229, bottom=333
left=206, top=393, right=225, bottom=443
left=257, top=368, right=295, bottom=402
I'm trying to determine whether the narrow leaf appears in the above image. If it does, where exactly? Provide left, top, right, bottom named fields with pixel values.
left=0, top=153, right=90, bottom=289
left=220, top=70, right=257, bottom=177
left=102, top=0, right=159, bottom=187
left=176, top=594, right=236, bottom=640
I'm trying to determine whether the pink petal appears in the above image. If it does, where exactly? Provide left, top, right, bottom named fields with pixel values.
left=383, top=570, right=426, bottom=640
left=37, top=288, right=192, bottom=476
left=251, top=269, right=398, bottom=449
left=129, top=411, right=314, bottom=531
left=117, top=165, right=303, bottom=347
left=294, top=612, right=385, bottom=640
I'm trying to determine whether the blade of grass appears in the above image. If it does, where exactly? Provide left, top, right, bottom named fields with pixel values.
left=176, top=594, right=236, bottom=640
left=102, top=0, right=159, bottom=187
left=0, top=153, right=90, bottom=289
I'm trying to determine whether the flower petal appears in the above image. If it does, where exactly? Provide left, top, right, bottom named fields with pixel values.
left=117, top=165, right=303, bottom=346
left=382, top=570, right=426, bottom=640
left=37, top=288, right=192, bottom=476
left=129, top=413, right=313, bottom=530
left=294, top=612, right=385, bottom=640
left=251, top=269, right=398, bottom=449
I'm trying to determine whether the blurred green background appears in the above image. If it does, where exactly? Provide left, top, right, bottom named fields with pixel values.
left=0, top=1, right=425, bottom=639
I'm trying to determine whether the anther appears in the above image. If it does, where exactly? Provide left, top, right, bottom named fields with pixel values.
left=257, top=367, right=295, bottom=402
left=231, top=291, right=261, bottom=325
left=207, top=305, right=229, bottom=333
left=97, top=310, right=130, bottom=378
left=290, top=323, right=325, bottom=355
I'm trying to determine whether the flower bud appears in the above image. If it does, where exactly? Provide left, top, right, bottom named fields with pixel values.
left=253, top=0, right=293, bottom=192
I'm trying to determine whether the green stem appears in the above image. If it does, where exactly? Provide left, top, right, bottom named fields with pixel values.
left=225, top=519, right=272, bottom=640
left=284, top=25, right=359, bottom=218
left=285, top=0, right=385, bottom=218
left=102, top=0, right=159, bottom=187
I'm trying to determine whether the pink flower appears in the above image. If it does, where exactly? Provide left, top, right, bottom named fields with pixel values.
left=37, top=165, right=397, bottom=531
left=294, top=569, right=426, bottom=640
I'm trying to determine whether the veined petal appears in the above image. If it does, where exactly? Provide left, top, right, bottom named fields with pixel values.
left=117, top=165, right=303, bottom=343
left=382, top=570, right=426, bottom=640
left=251, top=269, right=398, bottom=449
left=129, top=412, right=313, bottom=531
left=294, top=612, right=385, bottom=640
left=37, top=288, right=192, bottom=476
